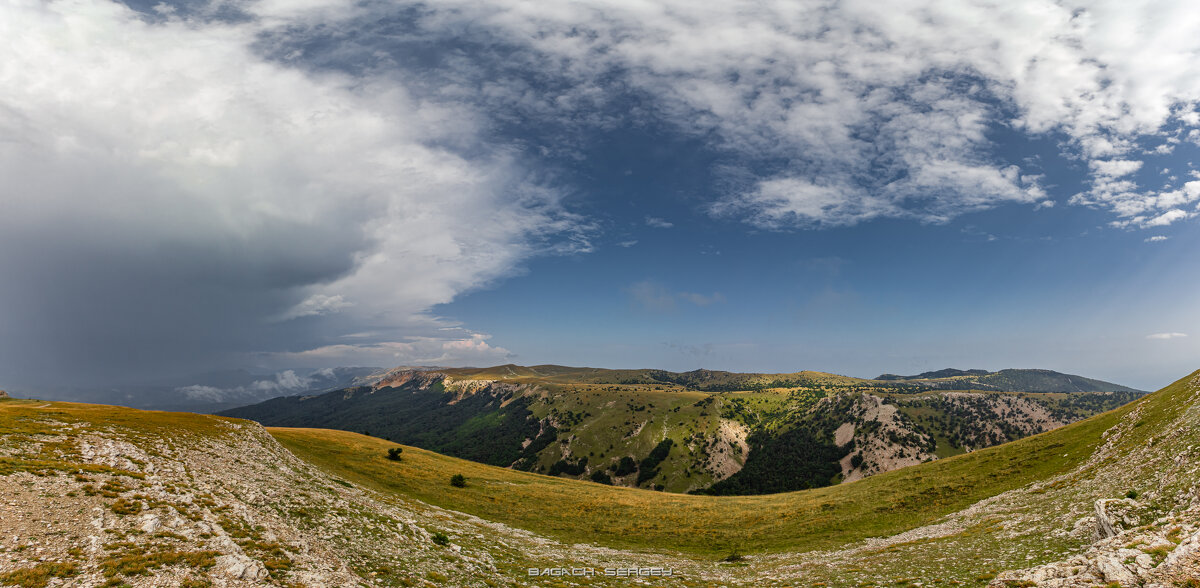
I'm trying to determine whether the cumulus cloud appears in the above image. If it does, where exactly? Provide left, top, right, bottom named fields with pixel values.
left=277, top=294, right=352, bottom=320
left=1146, top=332, right=1188, bottom=340
left=347, top=0, right=1200, bottom=229
left=264, top=333, right=512, bottom=367
left=176, top=370, right=313, bottom=402
left=1145, top=235, right=1170, bottom=242
left=8, top=0, right=1200, bottom=386
left=0, top=0, right=577, bottom=385
left=174, top=368, right=364, bottom=402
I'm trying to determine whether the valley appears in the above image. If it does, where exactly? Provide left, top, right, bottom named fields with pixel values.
left=223, top=365, right=1144, bottom=495
left=1, top=369, right=1198, bottom=586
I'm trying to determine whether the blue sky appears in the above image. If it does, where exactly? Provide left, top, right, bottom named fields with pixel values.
left=442, top=129, right=1199, bottom=389
left=2, top=0, right=1199, bottom=392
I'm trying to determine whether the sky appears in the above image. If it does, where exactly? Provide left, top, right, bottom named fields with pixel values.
left=2, top=0, right=1199, bottom=393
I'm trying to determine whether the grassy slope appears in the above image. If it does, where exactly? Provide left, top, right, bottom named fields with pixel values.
left=270, top=387, right=1130, bottom=558
left=227, top=364, right=1141, bottom=497
left=5, top=371, right=1194, bottom=585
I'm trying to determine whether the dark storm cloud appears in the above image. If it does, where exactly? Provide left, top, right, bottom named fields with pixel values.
left=5, top=0, right=1200, bottom=393
left=0, top=0, right=576, bottom=390
left=0, top=215, right=359, bottom=385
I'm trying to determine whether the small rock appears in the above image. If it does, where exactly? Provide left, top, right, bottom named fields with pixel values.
left=140, top=514, right=161, bottom=534
left=213, top=554, right=269, bottom=580
left=1095, top=553, right=1138, bottom=585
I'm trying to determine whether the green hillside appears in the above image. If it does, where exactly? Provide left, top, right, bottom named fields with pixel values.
left=223, top=365, right=1143, bottom=496
left=271, top=368, right=1200, bottom=583
left=2, top=370, right=1199, bottom=585
left=268, top=386, right=1131, bottom=556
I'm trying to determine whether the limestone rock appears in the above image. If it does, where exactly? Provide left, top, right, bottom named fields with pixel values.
left=213, top=554, right=269, bottom=580
left=139, top=514, right=161, bottom=534
left=1095, top=553, right=1138, bottom=585
left=1095, top=498, right=1150, bottom=539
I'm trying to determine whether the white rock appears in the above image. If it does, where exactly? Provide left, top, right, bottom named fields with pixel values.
left=1095, top=498, right=1149, bottom=539
left=1095, top=553, right=1138, bottom=585
left=139, top=514, right=161, bottom=534
left=213, top=554, right=268, bottom=580
left=1164, top=528, right=1200, bottom=566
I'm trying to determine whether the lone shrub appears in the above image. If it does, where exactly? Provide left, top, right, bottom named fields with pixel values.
left=1126, top=489, right=1139, bottom=499
left=431, top=532, right=450, bottom=546
left=386, top=447, right=403, bottom=461
left=450, top=474, right=466, bottom=488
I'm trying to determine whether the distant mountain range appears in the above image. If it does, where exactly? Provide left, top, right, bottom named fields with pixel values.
left=872, top=368, right=1141, bottom=393
left=222, top=364, right=1144, bottom=495
left=6, top=367, right=1198, bottom=584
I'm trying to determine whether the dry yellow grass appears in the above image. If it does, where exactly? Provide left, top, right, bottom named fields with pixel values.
left=271, top=396, right=1128, bottom=557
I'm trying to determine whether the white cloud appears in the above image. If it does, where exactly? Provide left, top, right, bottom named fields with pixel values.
left=644, top=216, right=674, bottom=229
left=1147, top=332, right=1188, bottom=340
left=279, top=294, right=352, bottom=320
left=1144, top=235, right=1169, bottom=242
left=399, top=0, right=1200, bottom=229
left=176, top=385, right=227, bottom=402
left=175, top=369, right=316, bottom=402
left=1091, top=160, right=1144, bottom=178
left=265, top=333, right=512, bottom=366
left=0, top=0, right=582, bottom=375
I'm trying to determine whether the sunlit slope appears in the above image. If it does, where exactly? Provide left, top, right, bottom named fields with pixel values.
left=423, top=364, right=866, bottom=391
left=229, top=364, right=1142, bottom=496
left=5, top=371, right=1199, bottom=585
left=269, top=389, right=1129, bottom=557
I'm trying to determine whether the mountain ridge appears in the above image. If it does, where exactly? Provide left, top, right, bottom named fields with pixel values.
left=222, top=363, right=1145, bottom=496
left=871, top=367, right=1141, bottom=393
left=2, top=368, right=1198, bottom=585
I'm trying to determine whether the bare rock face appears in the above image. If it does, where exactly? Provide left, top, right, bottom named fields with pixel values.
left=213, top=554, right=269, bottom=580
left=1094, top=498, right=1151, bottom=539
left=138, top=513, right=161, bottom=534
left=1094, top=552, right=1139, bottom=585
left=1166, top=527, right=1200, bottom=567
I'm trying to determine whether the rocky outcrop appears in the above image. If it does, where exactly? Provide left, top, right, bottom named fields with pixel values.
left=1095, top=497, right=1153, bottom=539
left=992, top=513, right=1199, bottom=587
left=834, top=394, right=936, bottom=483
left=372, top=368, right=443, bottom=391
left=0, top=406, right=504, bottom=587
left=704, top=419, right=750, bottom=483
left=212, top=554, right=269, bottom=580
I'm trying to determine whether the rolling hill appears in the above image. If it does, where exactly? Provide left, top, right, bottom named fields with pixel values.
left=222, top=364, right=1144, bottom=495
left=874, top=367, right=1143, bottom=393
left=1, top=369, right=1198, bottom=585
